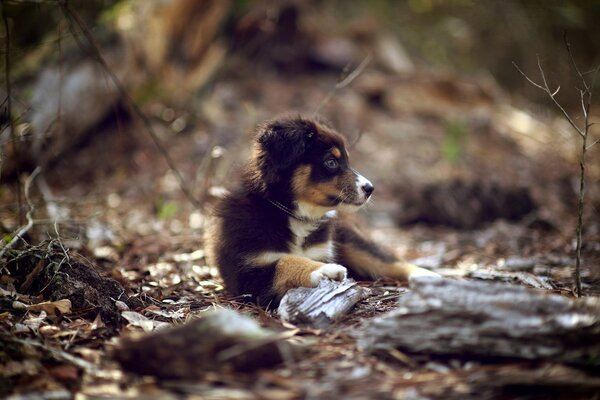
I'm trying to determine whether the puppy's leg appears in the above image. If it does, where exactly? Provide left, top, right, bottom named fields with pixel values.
left=273, top=255, right=347, bottom=296
left=334, top=221, right=440, bottom=281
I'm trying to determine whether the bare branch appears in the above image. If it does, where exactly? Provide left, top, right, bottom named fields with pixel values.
left=517, top=45, right=596, bottom=297
left=59, top=1, right=201, bottom=208
left=512, top=62, right=545, bottom=91
left=537, top=56, right=584, bottom=137
left=2, top=0, right=24, bottom=224
left=0, top=167, right=41, bottom=259
left=564, top=33, right=590, bottom=92
left=336, top=53, right=373, bottom=90
left=536, top=55, right=551, bottom=91
left=580, top=90, right=588, bottom=119
left=513, top=59, right=581, bottom=136
left=313, top=53, right=372, bottom=117
left=587, top=65, right=600, bottom=114
left=586, top=138, right=599, bottom=150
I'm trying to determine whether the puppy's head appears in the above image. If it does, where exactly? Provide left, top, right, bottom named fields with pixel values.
left=247, top=116, right=373, bottom=219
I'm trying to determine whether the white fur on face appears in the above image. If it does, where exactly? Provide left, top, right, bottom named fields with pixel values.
left=354, top=171, right=373, bottom=203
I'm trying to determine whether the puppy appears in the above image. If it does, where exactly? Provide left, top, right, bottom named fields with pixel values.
left=205, top=116, right=439, bottom=306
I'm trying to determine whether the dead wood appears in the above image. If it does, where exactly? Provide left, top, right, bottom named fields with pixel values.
left=114, top=309, right=297, bottom=380
left=358, top=278, right=600, bottom=365
left=278, top=278, right=369, bottom=328
left=467, top=269, right=554, bottom=290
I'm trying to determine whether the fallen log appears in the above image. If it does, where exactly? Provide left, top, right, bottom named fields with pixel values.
left=278, top=278, right=369, bottom=329
left=114, top=309, right=297, bottom=379
left=358, top=278, right=600, bottom=365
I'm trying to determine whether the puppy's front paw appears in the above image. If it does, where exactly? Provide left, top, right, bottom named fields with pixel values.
left=310, top=263, right=347, bottom=286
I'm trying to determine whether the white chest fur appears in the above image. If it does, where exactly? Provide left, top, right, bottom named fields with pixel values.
left=288, top=218, right=334, bottom=262
left=244, top=217, right=335, bottom=266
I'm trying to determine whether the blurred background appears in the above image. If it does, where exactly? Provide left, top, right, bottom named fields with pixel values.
left=1, top=0, right=600, bottom=285
left=3, top=2, right=600, bottom=397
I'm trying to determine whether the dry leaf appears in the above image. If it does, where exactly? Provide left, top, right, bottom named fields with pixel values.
left=25, top=299, right=72, bottom=316
left=91, top=313, right=106, bottom=330
left=121, top=311, right=154, bottom=332
left=115, top=300, right=130, bottom=311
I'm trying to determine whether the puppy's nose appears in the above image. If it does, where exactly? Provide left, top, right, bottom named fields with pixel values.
left=362, top=182, right=374, bottom=197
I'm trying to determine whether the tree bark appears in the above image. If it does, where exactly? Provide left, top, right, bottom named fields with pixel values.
left=358, top=278, right=600, bottom=365
left=278, top=279, right=368, bottom=328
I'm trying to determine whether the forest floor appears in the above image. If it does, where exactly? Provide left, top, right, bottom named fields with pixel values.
left=2, top=35, right=600, bottom=399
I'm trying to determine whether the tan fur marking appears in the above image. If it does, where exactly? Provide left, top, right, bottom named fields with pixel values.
left=339, top=246, right=421, bottom=281
left=331, top=147, right=341, bottom=158
left=273, top=255, right=322, bottom=295
left=318, top=125, right=347, bottom=146
left=292, top=166, right=357, bottom=207
left=203, top=217, right=221, bottom=268
left=291, top=165, right=312, bottom=196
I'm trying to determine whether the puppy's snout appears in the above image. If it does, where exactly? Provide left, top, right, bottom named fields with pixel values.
left=362, top=182, right=374, bottom=197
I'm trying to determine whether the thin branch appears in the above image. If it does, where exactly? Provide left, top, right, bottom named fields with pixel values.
left=564, top=33, right=590, bottom=92
left=313, top=53, right=372, bottom=117
left=57, top=18, right=64, bottom=138
left=580, top=89, right=588, bottom=119
left=335, top=53, right=373, bottom=90
left=587, top=65, right=600, bottom=111
left=59, top=1, right=201, bottom=208
left=512, top=61, right=546, bottom=91
left=515, top=57, right=585, bottom=137
left=515, top=44, right=596, bottom=297
left=2, top=0, right=23, bottom=224
left=586, top=138, right=599, bottom=150
left=0, top=167, right=41, bottom=259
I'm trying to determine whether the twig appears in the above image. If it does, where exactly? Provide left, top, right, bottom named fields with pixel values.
left=1, top=0, right=23, bottom=224
left=514, top=41, right=598, bottom=297
left=0, top=167, right=41, bottom=259
left=513, top=60, right=584, bottom=137
left=59, top=1, right=201, bottom=208
left=564, top=39, right=596, bottom=298
left=56, top=18, right=64, bottom=138
left=313, top=53, right=372, bottom=117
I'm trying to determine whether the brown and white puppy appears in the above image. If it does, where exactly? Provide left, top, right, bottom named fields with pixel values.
left=205, top=116, right=439, bottom=307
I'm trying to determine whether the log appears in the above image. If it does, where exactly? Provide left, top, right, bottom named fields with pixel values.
left=358, top=278, right=600, bottom=365
left=115, top=309, right=296, bottom=379
left=467, top=269, right=554, bottom=290
left=278, top=279, right=368, bottom=329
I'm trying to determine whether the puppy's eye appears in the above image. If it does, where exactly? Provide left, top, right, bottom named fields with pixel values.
left=324, top=158, right=338, bottom=170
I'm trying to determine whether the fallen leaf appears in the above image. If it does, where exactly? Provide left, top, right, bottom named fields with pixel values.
left=25, top=299, right=72, bottom=316
left=121, top=311, right=154, bottom=332
left=91, top=313, right=106, bottom=330
left=115, top=300, right=130, bottom=311
left=39, top=325, right=61, bottom=337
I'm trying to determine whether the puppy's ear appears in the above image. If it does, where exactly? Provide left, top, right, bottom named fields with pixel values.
left=255, top=118, right=314, bottom=184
